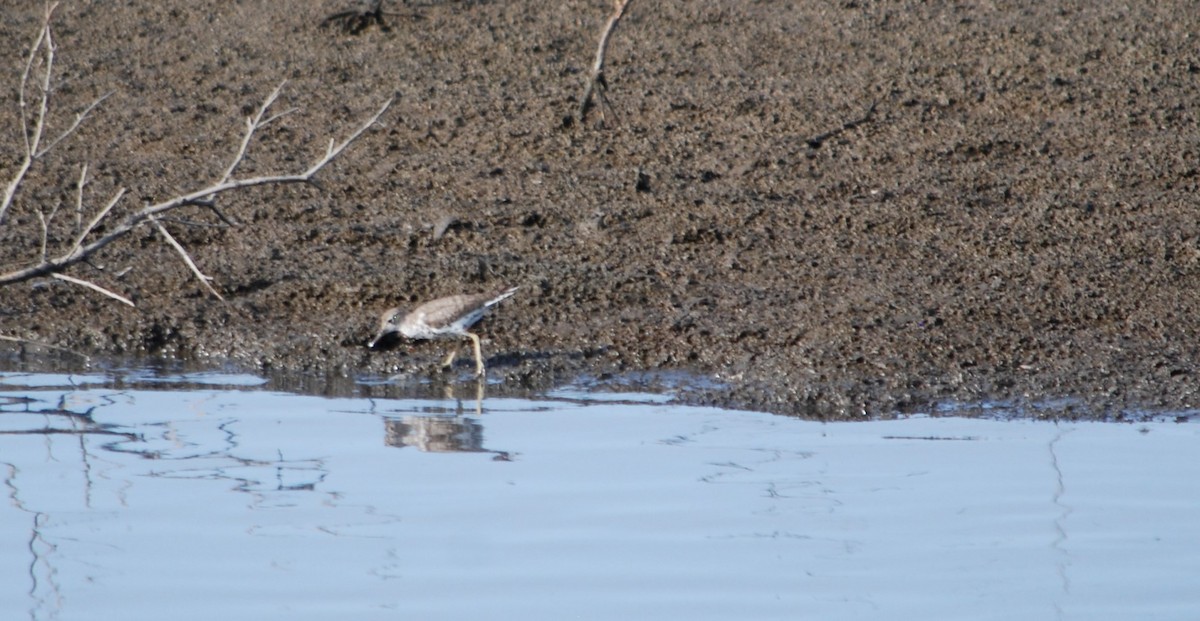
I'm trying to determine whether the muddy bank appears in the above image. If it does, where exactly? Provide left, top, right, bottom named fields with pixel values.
left=2, top=2, right=1199, bottom=418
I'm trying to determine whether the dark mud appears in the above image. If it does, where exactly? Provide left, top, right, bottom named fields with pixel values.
left=2, top=2, right=1200, bottom=419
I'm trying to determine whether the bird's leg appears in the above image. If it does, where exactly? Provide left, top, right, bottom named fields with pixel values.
left=442, top=348, right=458, bottom=369
left=467, top=332, right=484, bottom=376
left=473, top=378, right=484, bottom=416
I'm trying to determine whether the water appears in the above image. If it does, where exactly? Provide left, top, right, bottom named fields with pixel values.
left=1, top=370, right=1198, bottom=620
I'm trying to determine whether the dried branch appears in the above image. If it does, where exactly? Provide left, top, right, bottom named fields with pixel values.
left=321, top=0, right=390, bottom=35
left=0, top=334, right=91, bottom=360
left=74, top=163, right=87, bottom=233
left=216, top=81, right=296, bottom=186
left=69, top=187, right=126, bottom=257
left=37, top=91, right=115, bottom=158
left=0, top=92, right=392, bottom=287
left=1, top=6, right=391, bottom=306
left=0, top=4, right=109, bottom=225
left=50, top=273, right=134, bottom=307
left=19, top=3, right=56, bottom=158
left=36, top=204, right=58, bottom=261
left=2, top=3, right=54, bottom=225
left=150, top=216, right=225, bottom=301
left=579, top=0, right=634, bottom=125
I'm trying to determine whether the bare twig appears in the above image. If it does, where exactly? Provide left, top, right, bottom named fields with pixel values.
left=74, top=163, right=87, bottom=234
left=20, top=3, right=56, bottom=158
left=198, top=81, right=297, bottom=226
left=1, top=4, right=54, bottom=225
left=36, top=91, right=114, bottom=157
left=0, top=4, right=108, bottom=225
left=36, top=204, right=59, bottom=261
left=69, top=187, right=126, bottom=257
left=0, top=95, right=391, bottom=287
left=321, top=0, right=390, bottom=35
left=217, top=81, right=296, bottom=186
left=0, top=334, right=91, bottom=360
left=579, top=0, right=634, bottom=125
left=150, top=216, right=225, bottom=301
left=50, top=273, right=135, bottom=307
left=1, top=6, right=392, bottom=304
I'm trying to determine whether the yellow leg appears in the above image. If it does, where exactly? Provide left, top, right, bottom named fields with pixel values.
left=467, top=332, right=484, bottom=376
left=442, top=348, right=458, bottom=369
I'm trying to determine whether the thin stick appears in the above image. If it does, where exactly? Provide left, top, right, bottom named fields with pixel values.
left=17, top=4, right=54, bottom=155
left=217, top=81, right=296, bottom=185
left=50, top=272, right=135, bottom=307
left=69, top=187, right=126, bottom=256
left=321, top=0, right=389, bottom=35
left=579, top=0, right=634, bottom=124
left=74, top=163, right=87, bottom=234
left=28, top=3, right=56, bottom=160
left=1, top=5, right=53, bottom=225
left=0, top=334, right=91, bottom=360
left=150, top=216, right=225, bottom=301
left=36, top=208, right=54, bottom=261
left=36, top=91, right=114, bottom=158
left=0, top=4, right=108, bottom=225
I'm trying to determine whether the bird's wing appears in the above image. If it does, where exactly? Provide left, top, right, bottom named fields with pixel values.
left=414, top=293, right=495, bottom=327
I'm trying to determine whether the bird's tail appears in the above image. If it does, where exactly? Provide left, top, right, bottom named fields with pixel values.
left=487, top=286, right=519, bottom=307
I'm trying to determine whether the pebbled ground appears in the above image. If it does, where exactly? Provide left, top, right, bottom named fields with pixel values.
left=2, top=1, right=1199, bottom=419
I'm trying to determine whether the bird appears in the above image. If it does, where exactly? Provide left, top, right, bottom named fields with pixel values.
left=368, top=286, right=518, bottom=376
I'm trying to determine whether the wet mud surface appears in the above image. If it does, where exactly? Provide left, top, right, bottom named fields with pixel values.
left=2, top=1, right=1200, bottom=418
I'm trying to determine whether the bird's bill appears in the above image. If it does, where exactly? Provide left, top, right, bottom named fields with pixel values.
left=368, top=324, right=397, bottom=349
left=368, top=307, right=402, bottom=348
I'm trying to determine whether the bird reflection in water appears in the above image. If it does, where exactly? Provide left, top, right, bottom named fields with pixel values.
left=382, top=380, right=512, bottom=461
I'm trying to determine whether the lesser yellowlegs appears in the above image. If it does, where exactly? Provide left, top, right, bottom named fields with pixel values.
left=369, top=286, right=518, bottom=376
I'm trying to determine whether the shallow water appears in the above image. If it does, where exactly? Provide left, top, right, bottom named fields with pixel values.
left=1, top=370, right=1197, bottom=620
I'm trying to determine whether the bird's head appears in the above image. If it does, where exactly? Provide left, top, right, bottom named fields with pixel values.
left=367, top=307, right=403, bottom=348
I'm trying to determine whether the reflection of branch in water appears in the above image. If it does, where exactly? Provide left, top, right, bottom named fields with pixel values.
left=140, top=451, right=330, bottom=498
left=1049, top=427, right=1074, bottom=605
left=3, top=461, right=62, bottom=616
left=0, top=427, right=137, bottom=440
left=0, top=403, right=138, bottom=445
left=64, top=391, right=98, bottom=510
left=85, top=408, right=332, bottom=499
left=6, top=389, right=136, bottom=512
left=274, top=450, right=329, bottom=493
